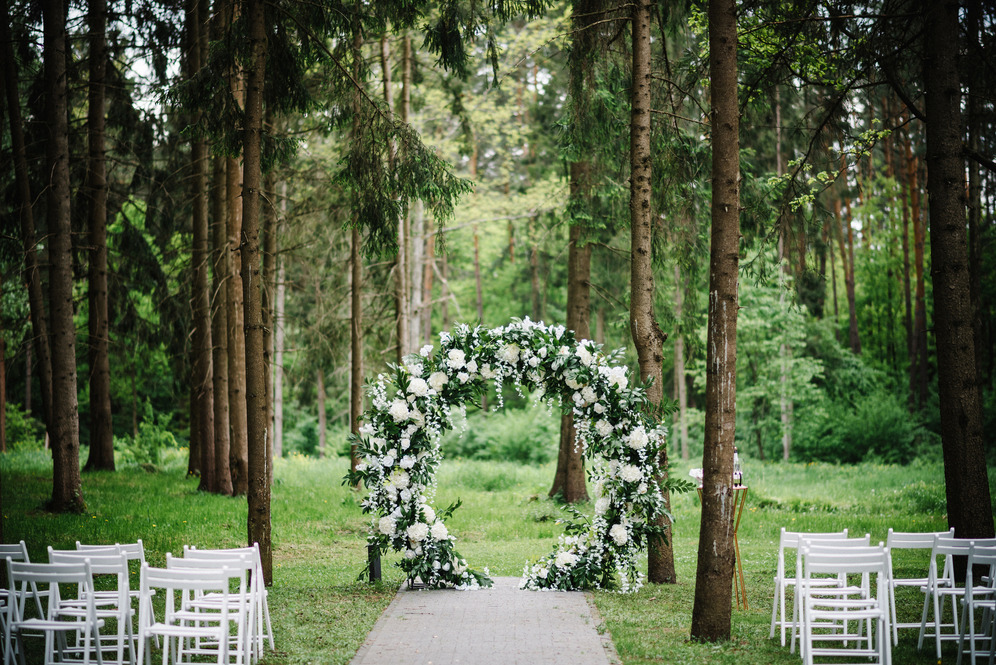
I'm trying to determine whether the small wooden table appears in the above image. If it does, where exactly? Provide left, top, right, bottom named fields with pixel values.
left=698, top=485, right=749, bottom=609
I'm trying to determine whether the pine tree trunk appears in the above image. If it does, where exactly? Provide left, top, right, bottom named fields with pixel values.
left=843, top=194, right=861, bottom=354
left=900, top=121, right=914, bottom=407
left=242, top=0, right=271, bottom=583
left=911, top=153, right=928, bottom=407
left=211, top=150, right=234, bottom=496
left=921, top=0, right=994, bottom=542
left=188, top=0, right=214, bottom=491
left=690, top=0, right=739, bottom=640
left=83, top=0, right=114, bottom=472
left=629, top=0, right=674, bottom=585
left=966, top=0, right=984, bottom=382
left=43, top=0, right=85, bottom=512
left=2, top=6, right=53, bottom=435
left=317, top=370, right=327, bottom=458
left=273, top=253, right=285, bottom=461
left=674, top=263, right=688, bottom=461
left=1, top=271, right=6, bottom=452
left=349, top=23, right=364, bottom=477
left=775, top=87, right=792, bottom=461
left=422, top=216, right=435, bottom=343
left=262, top=150, right=276, bottom=487
left=530, top=218, right=542, bottom=322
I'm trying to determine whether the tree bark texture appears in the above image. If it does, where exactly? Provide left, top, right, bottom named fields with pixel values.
left=628, top=0, right=674, bottom=585
left=921, top=0, right=995, bottom=541
left=262, top=151, right=276, bottom=486
left=966, top=1, right=984, bottom=379
left=690, top=0, right=739, bottom=640
left=211, top=152, right=234, bottom=496
left=349, top=23, right=364, bottom=475
left=273, top=255, right=286, bottom=461
left=2, top=6, right=53, bottom=434
left=674, top=263, right=688, bottom=461
left=187, top=0, right=215, bottom=490
left=550, top=216, right=591, bottom=504
left=84, top=0, right=115, bottom=472
left=43, top=0, right=85, bottom=512
left=227, top=154, right=249, bottom=495
left=242, top=0, right=272, bottom=584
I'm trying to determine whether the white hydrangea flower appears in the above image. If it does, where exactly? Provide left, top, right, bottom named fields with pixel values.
left=555, top=551, right=578, bottom=569
left=405, top=362, right=424, bottom=377
left=466, top=359, right=478, bottom=373
left=620, top=464, right=642, bottom=483
left=528, top=356, right=541, bottom=368
left=581, top=386, right=597, bottom=404
left=422, top=505, right=436, bottom=523
left=400, top=489, right=412, bottom=502
left=431, top=522, right=449, bottom=541
left=446, top=348, right=466, bottom=370
left=390, top=469, right=410, bottom=489
left=609, top=523, right=628, bottom=546
left=419, top=344, right=433, bottom=357
left=576, top=343, right=594, bottom=367
left=408, top=377, right=429, bottom=397
left=479, top=363, right=496, bottom=379
left=408, top=410, right=425, bottom=427
left=399, top=455, right=415, bottom=470
left=595, top=420, right=613, bottom=437
left=428, top=371, right=448, bottom=391
left=595, top=497, right=611, bottom=515
left=406, top=522, right=429, bottom=542
left=388, top=399, right=410, bottom=422
left=457, top=372, right=470, bottom=383
left=378, top=516, right=396, bottom=536
left=627, top=426, right=649, bottom=450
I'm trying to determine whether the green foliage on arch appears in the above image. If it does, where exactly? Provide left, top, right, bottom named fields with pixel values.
left=345, top=319, right=694, bottom=592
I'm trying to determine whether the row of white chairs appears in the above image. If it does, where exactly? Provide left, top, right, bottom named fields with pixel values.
left=1, top=540, right=273, bottom=665
left=771, top=528, right=996, bottom=664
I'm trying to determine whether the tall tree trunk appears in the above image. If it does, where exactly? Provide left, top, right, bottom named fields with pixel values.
left=273, top=253, right=285, bottom=461
left=2, top=5, right=53, bottom=435
left=921, top=0, right=994, bottom=542
left=629, top=0, right=674, bottom=585
left=242, top=0, right=271, bottom=583
left=43, top=0, right=85, bottom=512
left=187, top=0, right=214, bottom=491
left=911, top=152, right=929, bottom=407
left=691, top=0, right=739, bottom=640
left=900, top=120, right=914, bottom=407
left=84, top=0, right=114, bottom=472
left=775, top=86, right=792, bottom=461
left=422, top=218, right=435, bottom=343
left=349, top=22, right=364, bottom=477
left=843, top=193, right=861, bottom=354
left=262, top=147, right=276, bottom=487
left=530, top=218, right=542, bottom=322
left=1, top=271, right=6, bottom=452
left=211, top=150, right=234, bottom=496
left=317, top=370, right=327, bottom=458
left=550, top=214, right=591, bottom=503
left=966, top=0, right=984, bottom=383
left=674, top=263, right=688, bottom=461
left=381, top=33, right=409, bottom=363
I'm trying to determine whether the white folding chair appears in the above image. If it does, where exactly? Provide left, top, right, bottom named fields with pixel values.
left=886, top=528, right=954, bottom=645
left=5, top=558, right=106, bottom=665
left=166, top=553, right=253, bottom=665
left=799, top=546, right=892, bottom=665
left=769, top=528, right=849, bottom=646
left=919, top=536, right=996, bottom=659
left=137, top=562, right=246, bottom=665
left=48, top=547, right=135, bottom=665
left=1, top=541, right=44, bottom=665
left=956, top=544, right=996, bottom=665
left=77, top=541, right=154, bottom=647
left=182, top=544, right=273, bottom=658
left=790, top=535, right=873, bottom=654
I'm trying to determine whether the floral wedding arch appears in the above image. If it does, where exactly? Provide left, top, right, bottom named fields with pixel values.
left=345, top=318, right=684, bottom=593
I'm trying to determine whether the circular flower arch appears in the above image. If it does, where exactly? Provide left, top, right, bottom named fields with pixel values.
left=345, top=318, right=688, bottom=593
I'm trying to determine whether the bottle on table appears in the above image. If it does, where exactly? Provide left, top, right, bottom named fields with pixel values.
left=733, top=447, right=742, bottom=487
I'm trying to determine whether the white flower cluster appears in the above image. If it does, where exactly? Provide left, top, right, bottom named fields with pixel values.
left=351, top=317, right=674, bottom=594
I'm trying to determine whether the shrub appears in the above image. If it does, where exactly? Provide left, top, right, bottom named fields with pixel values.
left=3, top=402, right=45, bottom=451
left=115, top=402, right=179, bottom=467
left=441, top=405, right=559, bottom=465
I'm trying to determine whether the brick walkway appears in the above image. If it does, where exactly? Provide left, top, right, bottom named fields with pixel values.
left=349, top=577, right=619, bottom=665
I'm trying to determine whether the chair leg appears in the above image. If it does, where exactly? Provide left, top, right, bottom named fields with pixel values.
left=770, top=579, right=779, bottom=639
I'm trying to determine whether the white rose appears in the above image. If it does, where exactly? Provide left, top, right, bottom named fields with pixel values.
left=422, top=505, right=436, bottom=523
left=595, top=420, right=613, bottom=437
left=593, top=402, right=606, bottom=414
left=609, top=523, right=628, bottom=546
left=408, top=377, right=429, bottom=397
left=595, top=497, right=610, bottom=515
left=528, top=356, right=541, bottom=367
left=404, top=549, right=416, bottom=559
left=627, top=426, right=649, bottom=450
left=419, top=344, right=433, bottom=357
left=500, top=344, right=520, bottom=364
left=405, top=363, right=424, bottom=377
left=378, top=516, right=396, bottom=536
left=355, top=462, right=367, bottom=472
left=400, top=489, right=412, bottom=502
left=581, top=386, right=597, bottom=404
left=388, top=399, right=410, bottom=422
left=538, top=346, right=548, bottom=358
left=406, top=522, right=429, bottom=542
left=399, top=455, right=415, bottom=469
left=554, top=551, right=578, bottom=569
left=359, top=423, right=375, bottom=436
left=606, top=365, right=628, bottom=390
left=466, top=359, right=478, bottom=373
left=637, top=482, right=648, bottom=495
left=431, top=522, right=449, bottom=541
left=620, top=464, right=642, bottom=483
left=433, top=560, right=441, bottom=570
left=428, top=371, right=448, bottom=391
left=565, top=377, right=581, bottom=390
left=382, top=455, right=395, bottom=468
left=400, top=438, right=411, bottom=451
left=390, top=469, right=410, bottom=489
left=408, top=410, right=425, bottom=427
left=576, top=344, right=593, bottom=367
left=479, top=363, right=496, bottom=379
left=446, top=348, right=466, bottom=369
left=457, top=372, right=470, bottom=383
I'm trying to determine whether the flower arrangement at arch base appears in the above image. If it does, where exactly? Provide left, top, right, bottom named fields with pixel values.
left=344, top=318, right=695, bottom=593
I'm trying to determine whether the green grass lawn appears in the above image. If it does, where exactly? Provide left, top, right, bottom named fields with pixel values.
left=2, top=447, right=990, bottom=664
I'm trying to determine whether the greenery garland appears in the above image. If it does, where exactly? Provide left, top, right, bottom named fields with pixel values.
left=345, top=318, right=692, bottom=592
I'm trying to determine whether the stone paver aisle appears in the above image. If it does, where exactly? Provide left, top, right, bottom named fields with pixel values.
left=349, top=577, right=619, bottom=665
